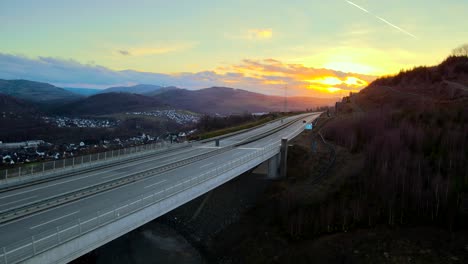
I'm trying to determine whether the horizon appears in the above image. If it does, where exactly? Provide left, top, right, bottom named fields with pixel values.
left=1, top=0, right=467, bottom=97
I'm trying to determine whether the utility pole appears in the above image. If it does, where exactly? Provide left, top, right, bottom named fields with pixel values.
left=283, top=85, right=288, bottom=113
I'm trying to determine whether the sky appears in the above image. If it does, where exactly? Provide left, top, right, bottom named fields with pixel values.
left=1, top=0, right=467, bottom=97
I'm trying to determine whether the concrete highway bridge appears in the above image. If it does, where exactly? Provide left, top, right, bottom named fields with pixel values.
left=0, top=113, right=319, bottom=264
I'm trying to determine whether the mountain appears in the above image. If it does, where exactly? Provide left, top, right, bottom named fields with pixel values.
left=144, top=86, right=179, bottom=96
left=0, top=93, right=38, bottom=114
left=100, top=84, right=164, bottom=94
left=0, top=79, right=81, bottom=102
left=55, top=92, right=165, bottom=116
left=153, top=87, right=337, bottom=115
left=63, top=87, right=100, bottom=96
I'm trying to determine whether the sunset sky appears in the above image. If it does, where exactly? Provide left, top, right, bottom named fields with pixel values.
left=1, top=0, right=467, bottom=97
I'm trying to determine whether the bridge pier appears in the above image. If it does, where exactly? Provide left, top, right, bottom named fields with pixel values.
left=267, top=154, right=280, bottom=179
left=265, top=138, right=289, bottom=179
left=280, top=138, right=288, bottom=178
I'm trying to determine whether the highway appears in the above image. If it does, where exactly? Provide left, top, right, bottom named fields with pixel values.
left=0, top=113, right=319, bottom=261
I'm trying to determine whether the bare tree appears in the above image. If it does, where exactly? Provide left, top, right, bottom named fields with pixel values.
left=452, top=44, right=468, bottom=57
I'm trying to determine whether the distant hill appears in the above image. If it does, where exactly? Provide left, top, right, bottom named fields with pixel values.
left=153, top=87, right=337, bottom=115
left=0, top=79, right=81, bottom=102
left=64, top=87, right=100, bottom=96
left=56, top=92, right=165, bottom=116
left=100, top=84, right=165, bottom=95
left=0, top=93, right=38, bottom=114
left=144, top=86, right=179, bottom=96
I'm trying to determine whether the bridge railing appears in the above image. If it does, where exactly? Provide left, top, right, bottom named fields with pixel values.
left=0, top=141, right=189, bottom=184
left=0, top=142, right=282, bottom=264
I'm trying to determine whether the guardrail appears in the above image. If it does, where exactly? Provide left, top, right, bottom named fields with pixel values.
left=0, top=114, right=311, bottom=264
left=0, top=145, right=232, bottom=223
left=0, top=142, right=191, bottom=190
left=0, top=142, right=178, bottom=181
left=0, top=142, right=282, bottom=264
left=0, top=115, right=308, bottom=223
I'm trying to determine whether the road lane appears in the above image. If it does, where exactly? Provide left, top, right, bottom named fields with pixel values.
left=0, top=113, right=319, bottom=249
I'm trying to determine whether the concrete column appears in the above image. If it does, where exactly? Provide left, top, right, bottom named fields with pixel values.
left=267, top=153, right=280, bottom=179
left=280, top=137, right=288, bottom=178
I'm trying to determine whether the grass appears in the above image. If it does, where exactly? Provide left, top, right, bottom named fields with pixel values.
left=193, top=113, right=298, bottom=140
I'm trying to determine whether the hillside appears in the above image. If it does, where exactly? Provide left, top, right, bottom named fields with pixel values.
left=55, top=92, right=166, bottom=116
left=100, top=84, right=164, bottom=94
left=63, top=87, right=100, bottom=96
left=346, top=56, right=468, bottom=111
left=0, top=79, right=81, bottom=102
left=323, top=55, right=468, bottom=231
left=0, top=93, right=38, bottom=114
left=154, top=87, right=336, bottom=114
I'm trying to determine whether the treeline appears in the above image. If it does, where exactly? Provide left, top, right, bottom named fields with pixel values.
left=275, top=102, right=467, bottom=239
left=373, top=56, right=468, bottom=87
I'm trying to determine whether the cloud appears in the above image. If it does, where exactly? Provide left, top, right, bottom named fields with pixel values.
left=218, top=59, right=376, bottom=96
left=248, top=29, right=273, bottom=40
left=116, top=43, right=196, bottom=57
left=0, top=53, right=376, bottom=97
left=345, top=0, right=417, bottom=39
left=118, top=50, right=131, bottom=56
left=226, top=28, right=273, bottom=40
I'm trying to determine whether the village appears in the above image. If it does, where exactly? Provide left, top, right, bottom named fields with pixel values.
left=0, top=131, right=193, bottom=168
left=125, top=110, right=200, bottom=124
left=42, top=116, right=118, bottom=128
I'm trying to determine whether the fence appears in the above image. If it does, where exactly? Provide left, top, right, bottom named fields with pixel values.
left=0, top=141, right=188, bottom=182
left=0, top=142, right=282, bottom=264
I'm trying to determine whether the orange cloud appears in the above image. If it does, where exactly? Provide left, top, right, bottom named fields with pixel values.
left=216, top=59, right=375, bottom=97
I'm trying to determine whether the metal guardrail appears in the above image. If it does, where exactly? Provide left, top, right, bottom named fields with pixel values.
left=0, top=142, right=191, bottom=190
left=0, top=114, right=308, bottom=223
left=0, top=142, right=282, bottom=264
left=0, top=114, right=310, bottom=264
left=0, top=142, right=181, bottom=182
left=0, top=145, right=232, bottom=223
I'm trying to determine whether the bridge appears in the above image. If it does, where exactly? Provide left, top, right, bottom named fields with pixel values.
left=0, top=113, right=319, bottom=264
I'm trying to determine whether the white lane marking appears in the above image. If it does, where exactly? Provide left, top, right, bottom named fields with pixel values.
left=30, top=210, right=80, bottom=230
left=0, top=147, right=205, bottom=200
left=237, top=147, right=262, bottom=150
left=0, top=196, right=37, bottom=207
left=144, top=180, right=167, bottom=189
left=200, top=162, right=214, bottom=169
left=197, top=146, right=221, bottom=149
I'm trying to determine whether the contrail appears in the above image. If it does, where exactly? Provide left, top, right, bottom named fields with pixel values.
left=345, top=0, right=369, bottom=13
left=345, top=0, right=417, bottom=39
left=376, top=16, right=417, bottom=38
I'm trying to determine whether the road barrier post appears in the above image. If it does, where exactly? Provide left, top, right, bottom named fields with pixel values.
left=18, top=167, right=21, bottom=177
